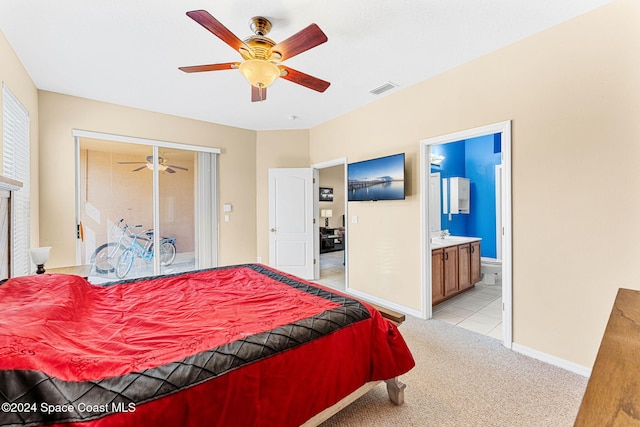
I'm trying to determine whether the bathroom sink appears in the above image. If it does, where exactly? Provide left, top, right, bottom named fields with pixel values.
left=432, top=236, right=464, bottom=243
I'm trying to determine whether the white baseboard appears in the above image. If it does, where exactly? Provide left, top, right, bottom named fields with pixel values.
left=511, top=342, right=592, bottom=378
left=344, top=285, right=592, bottom=378
left=346, top=287, right=423, bottom=319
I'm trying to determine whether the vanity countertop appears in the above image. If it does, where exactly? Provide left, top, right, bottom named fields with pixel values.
left=431, top=236, right=481, bottom=249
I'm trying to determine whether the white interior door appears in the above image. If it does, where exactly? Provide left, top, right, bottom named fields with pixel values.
left=268, top=168, right=317, bottom=279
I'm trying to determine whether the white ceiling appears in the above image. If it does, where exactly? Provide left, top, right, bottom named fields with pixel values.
left=0, top=0, right=613, bottom=131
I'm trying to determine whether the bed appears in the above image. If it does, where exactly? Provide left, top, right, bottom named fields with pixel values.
left=0, top=263, right=414, bottom=426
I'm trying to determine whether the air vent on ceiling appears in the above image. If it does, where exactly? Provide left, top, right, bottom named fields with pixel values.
left=369, top=81, right=398, bottom=95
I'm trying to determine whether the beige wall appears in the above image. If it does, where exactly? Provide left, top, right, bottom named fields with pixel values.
left=5, top=0, right=638, bottom=370
left=255, top=130, right=310, bottom=262
left=310, top=0, right=640, bottom=368
left=0, top=29, right=39, bottom=249
left=38, top=91, right=257, bottom=268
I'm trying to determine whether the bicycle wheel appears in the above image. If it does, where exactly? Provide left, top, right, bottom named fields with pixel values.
left=115, top=249, right=135, bottom=279
left=159, top=240, right=176, bottom=266
left=91, top=243, right=126, bottom=274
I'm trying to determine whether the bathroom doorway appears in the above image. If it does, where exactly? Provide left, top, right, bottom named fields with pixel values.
left=312, top=158, right=347, bottom=291
left=421, top=121, right=512, bottom=347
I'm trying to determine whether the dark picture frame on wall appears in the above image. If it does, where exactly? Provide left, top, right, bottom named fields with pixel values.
left=320, top=187, right=333, bottom=202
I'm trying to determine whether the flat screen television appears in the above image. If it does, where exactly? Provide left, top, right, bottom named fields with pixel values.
left=348, top=153, right=405, bottom=201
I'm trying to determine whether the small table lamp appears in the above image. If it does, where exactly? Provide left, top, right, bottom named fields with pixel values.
left=29, top=247, right=51, bottom=274
left=321, top=209, right=333, bottom=227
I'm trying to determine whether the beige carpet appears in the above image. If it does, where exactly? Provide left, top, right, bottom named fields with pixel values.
left=320, top=316, right=588, bottom=426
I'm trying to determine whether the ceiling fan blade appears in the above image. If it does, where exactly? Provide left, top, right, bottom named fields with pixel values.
left=132, top=166, right=147, bottom=172
left=279, top=66, right=330, bottom=93
left=167, top=165, right=189, bottom=171
left=270, top=24, right=327, bottom=61
left=165, top=168, right=176, bottom=174
left=179, top=62, right=239, bottom=73
left=186, top=10, right=252, bottom=55
left=251, top=85, right=267, bottom=102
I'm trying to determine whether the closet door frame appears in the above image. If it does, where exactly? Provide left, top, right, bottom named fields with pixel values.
left=73, top=129, right=221, bottom=274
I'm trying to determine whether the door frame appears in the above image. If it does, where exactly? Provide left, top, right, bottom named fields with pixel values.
left=311, top=158, right=348, bottom=286
left=420, top=121, right=513, bottom=348
left=72, top=129, right=221, bottom=272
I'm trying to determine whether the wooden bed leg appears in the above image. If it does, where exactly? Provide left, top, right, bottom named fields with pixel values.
left=385, top=377, right=406, bottom=405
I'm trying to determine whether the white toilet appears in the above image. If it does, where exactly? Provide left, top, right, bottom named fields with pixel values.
left=481, top=257, right=502, bottom=285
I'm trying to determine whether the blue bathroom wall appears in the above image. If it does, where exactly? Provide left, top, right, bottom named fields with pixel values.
left=430, top=133, right=502, bottom=258
left=430, top=141, right=467, bottom=236
left=465, top=134, right=502, bottom=258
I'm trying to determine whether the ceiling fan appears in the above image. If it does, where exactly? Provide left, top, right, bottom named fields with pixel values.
left=179, top=10, right=330, bottom=102
left=117, top=156, right=189, bottom=174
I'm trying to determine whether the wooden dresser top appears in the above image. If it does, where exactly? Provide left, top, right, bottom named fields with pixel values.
left=574, top=288, right=640, bottom=426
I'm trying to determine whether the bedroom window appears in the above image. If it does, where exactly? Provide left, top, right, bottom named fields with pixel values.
left=2, top=84, right=30, bottom=276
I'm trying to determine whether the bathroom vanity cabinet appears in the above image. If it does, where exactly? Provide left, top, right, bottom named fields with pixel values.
left=431, top=249, right=445, bottom=302
left=443, top=246, right=459, bottom=297
left=432, top=239, right=481, bottom=306
left=467, top=241, right=482, bottom=285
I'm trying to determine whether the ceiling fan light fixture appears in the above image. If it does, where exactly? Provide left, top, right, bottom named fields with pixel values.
left=239, top=59, right=280, bottom=88
left=146, top=162, right=168, bottom=171
left=181, top=11, right=330, bottom=101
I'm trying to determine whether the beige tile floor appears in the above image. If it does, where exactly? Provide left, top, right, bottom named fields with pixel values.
left=432, top=279, right=503, bottom=340
left=313, top=250, right=346, bottom=291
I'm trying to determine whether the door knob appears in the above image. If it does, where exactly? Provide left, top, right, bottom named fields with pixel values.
left=270, top=228, right=277, bottom=232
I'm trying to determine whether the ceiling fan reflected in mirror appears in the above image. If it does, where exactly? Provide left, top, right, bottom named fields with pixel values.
left=179, top=10, right=330, bottom=102
left=117, top=156, right=189, bottom=174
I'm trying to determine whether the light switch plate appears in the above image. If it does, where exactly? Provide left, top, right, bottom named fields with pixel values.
left=352, top=215, right=358, bottom=223
left=223, top=203, right=232, bottom=212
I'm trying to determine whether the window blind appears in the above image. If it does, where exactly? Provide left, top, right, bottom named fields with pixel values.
left=2, top=84, right=30, bottom=276
left=195, top=152, right=219, bottom=269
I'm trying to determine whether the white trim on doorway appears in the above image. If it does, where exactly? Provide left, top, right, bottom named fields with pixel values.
left=420, top=121, right=513, bottom=348
left=311, top=158, right=348, bottom=288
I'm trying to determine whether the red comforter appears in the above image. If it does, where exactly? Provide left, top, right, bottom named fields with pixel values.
left=0, top=264, right=414, bottom=426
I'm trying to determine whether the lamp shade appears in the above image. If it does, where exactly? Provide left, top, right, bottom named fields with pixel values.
left=29, top=247, right=51, bottom=265
left=321, top=209, right=333, bottom=218
left=239, top=59, right=280, bottom=88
